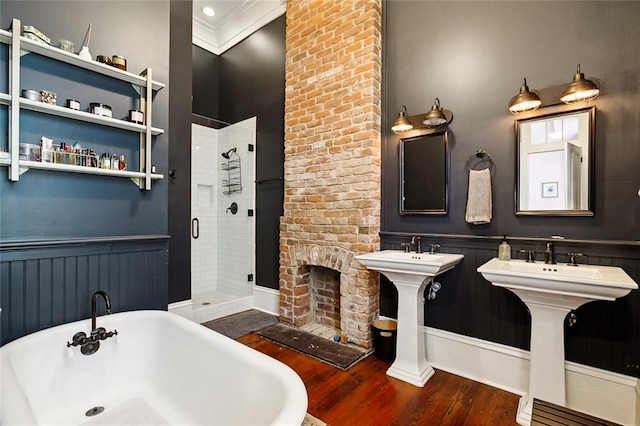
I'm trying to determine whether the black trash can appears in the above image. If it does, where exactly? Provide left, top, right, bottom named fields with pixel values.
left=372, top=319, right=397, bottom=362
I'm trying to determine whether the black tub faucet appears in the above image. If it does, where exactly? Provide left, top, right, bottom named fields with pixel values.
left=91, top=290, right=112, bottom=331
left=67, top=290, right=118, bottom=355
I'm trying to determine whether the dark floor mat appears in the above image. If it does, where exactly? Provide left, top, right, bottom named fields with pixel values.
left=258, top=323, right=370, bottom=370
left=202, top=309, right=278, bottom=339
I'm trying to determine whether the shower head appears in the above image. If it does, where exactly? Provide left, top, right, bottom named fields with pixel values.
left=221, top=148, right=237, bottom=159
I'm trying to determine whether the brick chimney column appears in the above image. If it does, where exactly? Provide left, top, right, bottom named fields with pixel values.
left=279, top=0, right=382, bottom=347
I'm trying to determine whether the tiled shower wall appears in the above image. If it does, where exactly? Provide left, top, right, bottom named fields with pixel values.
left=190, top=118, right=256, bottom=299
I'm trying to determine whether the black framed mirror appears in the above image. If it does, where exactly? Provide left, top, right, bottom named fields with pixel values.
left=515, top=104, right=595, bottom=216
left=400, top=130, right=449, bottom=215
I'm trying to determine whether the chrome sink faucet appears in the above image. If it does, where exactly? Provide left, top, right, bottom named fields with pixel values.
left=544, top=241, right=556, bottom=265
left=411, top=236, right=422, bottom=253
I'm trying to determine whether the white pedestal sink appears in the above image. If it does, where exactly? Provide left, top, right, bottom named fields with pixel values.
left=477, top=258, right=638, bottom=425
left=356, top=250, right=464, bottom=387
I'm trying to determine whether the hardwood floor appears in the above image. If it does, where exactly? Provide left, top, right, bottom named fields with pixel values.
left=237, top=333, right=519, bottom=425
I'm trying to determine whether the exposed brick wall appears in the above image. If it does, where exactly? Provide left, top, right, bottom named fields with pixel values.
left=279, top=0, right=382, bottom=347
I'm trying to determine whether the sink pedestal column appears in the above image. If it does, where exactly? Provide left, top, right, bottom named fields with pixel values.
left=355, top=251, right=464, bottom=388
left=478, top=257, right=638, bottom=426
left=511, top=289, right=588, bottom=426
left=386, top=275, right=434, bottom=387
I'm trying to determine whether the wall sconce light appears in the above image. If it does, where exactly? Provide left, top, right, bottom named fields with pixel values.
left=391, top=100, right=453, bottom=134
left=508, top=78, right=542, bottom=114
left=391, top=105, right=414, bottom=133
left=560, top=64, right=600, bottom=104
left=423, top=98, right=448, bottom=127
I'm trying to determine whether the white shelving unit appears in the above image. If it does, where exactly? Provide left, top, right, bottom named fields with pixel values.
left=0, top=18, right=165, bottom=190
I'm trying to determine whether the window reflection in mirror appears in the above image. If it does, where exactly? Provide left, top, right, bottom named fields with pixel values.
left=400, top=130, right=449, bottom=215
left=515, top=105, right=595, bottom=216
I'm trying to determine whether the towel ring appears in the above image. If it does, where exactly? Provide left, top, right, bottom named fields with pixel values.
left=466, top=149, right=494, bottom=171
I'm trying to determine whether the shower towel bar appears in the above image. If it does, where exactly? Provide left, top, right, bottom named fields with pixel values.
left=256, top=177, right=283, bottom=184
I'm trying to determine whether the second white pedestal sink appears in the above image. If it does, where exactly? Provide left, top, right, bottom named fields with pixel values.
left=356, top=250, right=464, bottom=387
left=478, top=258, right=638, bottom=425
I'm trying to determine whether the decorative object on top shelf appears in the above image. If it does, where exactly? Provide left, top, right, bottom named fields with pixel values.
left=57, top=39, right=75, bottom=53
left=96, top=55, right=112, bottom=65
left=6, top=21, right=164, bottom=90
left=221, top=147, right=242, bottom=195
left=111, top=55, right=127, bottom=71
left=391, top=99, right=453, bottom=135
left=22, top=25, right=50, bottom=45
left=95, top=54, right=127, bottom=71
left=78, top=21, right=92, bottom=60
left=560, top=64, right=600, bottom=104
left=508, top=78, right=542, bottom=114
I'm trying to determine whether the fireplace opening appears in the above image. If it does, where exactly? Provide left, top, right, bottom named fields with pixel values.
left=309, top=265, right=341, bottom=331
left=279, top=245, right=380, bottom=348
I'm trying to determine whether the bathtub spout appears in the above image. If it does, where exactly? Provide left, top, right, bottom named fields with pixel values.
left=66, top=291, right=118, bottom=355
left=91, top=290, right=112, bottom=331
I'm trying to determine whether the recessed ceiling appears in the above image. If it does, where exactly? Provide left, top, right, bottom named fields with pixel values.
left=193, top=0, right=285, bottom=55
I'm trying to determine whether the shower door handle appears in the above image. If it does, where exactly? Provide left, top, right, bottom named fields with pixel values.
left=192, top=218, right=199, bottom=239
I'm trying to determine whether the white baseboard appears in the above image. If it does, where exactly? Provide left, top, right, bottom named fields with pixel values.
left=168, top=296, right=254, bottom=323
left=168, top=300, right=193, bottom=321
left=253, top=286, right=280, bottom=315
left=193, top=296, right=254, bottom=323
left=424, top=326, right=638, bottom=425
left=167, top=287, right=279, bottom=322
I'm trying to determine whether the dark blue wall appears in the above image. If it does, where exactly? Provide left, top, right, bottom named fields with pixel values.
left=0, top=1, right=169, bottom=240
left=0, top=1, right=171, bottom=343
left=1, top=237, right=169, bottom=345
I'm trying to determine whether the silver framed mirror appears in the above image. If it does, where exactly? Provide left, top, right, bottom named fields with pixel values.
left=515, top=104, right=595, bottom=216
left=400, top=130, right=449, bottom=215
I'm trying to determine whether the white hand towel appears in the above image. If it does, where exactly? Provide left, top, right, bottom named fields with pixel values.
left=465, top=168, right=492, bottom=224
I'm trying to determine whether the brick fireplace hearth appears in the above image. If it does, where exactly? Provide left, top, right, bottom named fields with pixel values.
left=279, top=0, right=382, bottom=348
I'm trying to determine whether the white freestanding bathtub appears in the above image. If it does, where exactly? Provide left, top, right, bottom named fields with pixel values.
left=0, top=310, right=308, bottom=425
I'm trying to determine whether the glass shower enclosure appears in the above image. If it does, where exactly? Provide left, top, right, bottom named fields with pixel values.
left=190, top=116, right=256, bottom=323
